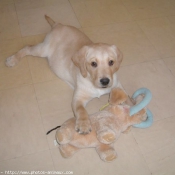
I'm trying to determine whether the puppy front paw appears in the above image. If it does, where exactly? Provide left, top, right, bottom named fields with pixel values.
left=6, top=56, right=19, bottom=67
left=75, top=118, right=92, bottom=134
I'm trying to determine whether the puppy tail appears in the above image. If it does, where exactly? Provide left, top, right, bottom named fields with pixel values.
left=45, top=15, right=56, bottom=28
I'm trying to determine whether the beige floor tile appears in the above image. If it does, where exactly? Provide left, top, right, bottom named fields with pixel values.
left=132, top=116, right=175, bottom=175
left=0, top=150, right=54, bottom=171
left=22, top=34, right=46, bottom=45
left=34, top=80, right=74, bottom=148
left=118, top=59, right=175, bottom=121
left=70, top=0, right=132, bottom=27
left=147, top=151, right=175, bottom=175
left=0, top=3, right=15, bottom=12
left=83, top=22, right=160, bottom=66
left=14, top=0, right=46, bottom=10
left=0, top=0, right=14, bottom=6
left=163, top=57, right=175, bottom=77
left=0, top=38, right=24, bottom=55
left=34, top=79, right=73, bottom=118
left=15, top=0, right=80, bottom=36
left=0, top=85, right=48, bottom=161
left=0, top=25, right=21, bottom=41
left=14, top=0, right=69, bottom=11
left=122, top=0, right=175, bottom=21
left=137, top=17, right=175, bottom=58
left=27, top=56, right=57, bottom=84
left=22, top=34, right=57, bottom=83
left=168, top=14, right=175, bottom=25
left=132, top=116, right=175, bottom=154
left=0, top=52, right=32, bottom=91
left=0, top=38, right=32, bottom=90
left=51, top=132, right=151, bottom=175
left=0, top=3, right=21, bottom=40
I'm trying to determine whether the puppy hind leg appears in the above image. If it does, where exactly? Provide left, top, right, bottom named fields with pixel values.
left=6, top=44, right=46, bottom=67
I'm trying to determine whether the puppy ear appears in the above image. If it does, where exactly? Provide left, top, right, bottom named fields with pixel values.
left=109, top=88, right=127, bottom=105
left=72, top=46, right=89, bottom=78
left=110, top=45, right=123, bottom=72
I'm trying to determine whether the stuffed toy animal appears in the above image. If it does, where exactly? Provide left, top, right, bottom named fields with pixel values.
left=54, top=88, right=150, bottom=162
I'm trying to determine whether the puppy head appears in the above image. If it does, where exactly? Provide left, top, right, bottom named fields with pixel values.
left=72, top=43, right=123, bottom=88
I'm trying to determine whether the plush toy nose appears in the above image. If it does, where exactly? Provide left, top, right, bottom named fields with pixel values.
left=100, top=78, right=110, bottom=86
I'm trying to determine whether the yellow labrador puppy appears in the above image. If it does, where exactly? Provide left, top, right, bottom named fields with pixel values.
left=6, top=16, right=123, bottom=134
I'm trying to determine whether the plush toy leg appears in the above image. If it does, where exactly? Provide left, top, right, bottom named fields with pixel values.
left=97, top=129, right=117, bottom=144
left=56, top=119, right=75, bottom=144
left=96, top=144, right=117, bottom=162
left=59, top=144, right=80, bottom=158
left=122, top=126, right=132, bottom=134
left=129, top=108, right=147, bottom=125
left=56, top=127, right=72, bottom=144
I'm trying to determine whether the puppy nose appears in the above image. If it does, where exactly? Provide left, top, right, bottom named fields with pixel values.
left=100, top=78, right=110, bottom=86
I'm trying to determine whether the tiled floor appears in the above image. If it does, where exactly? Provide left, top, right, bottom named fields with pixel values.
left=0, top=0, right=175, bottom=174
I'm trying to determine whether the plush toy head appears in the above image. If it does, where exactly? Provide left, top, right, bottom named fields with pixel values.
left=55, top=88, right=147, bottom=162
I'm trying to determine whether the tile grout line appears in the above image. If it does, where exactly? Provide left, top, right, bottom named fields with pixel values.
left=31, top=83, right=57, bottom=169
left=28, top=54, right=59, bottom=169
left=131, top=114, right=175, bottom=174
left=0, top=75, right=59, bottom=93
left=162, top=59, right=175, bottom=79
left=135, top=19, right=164, bottom=60
left=134, top=16, right=175, bottom=60
left=32, top=83, right=52, bottom=146
left=132, top=114, right=175, bottom=155
left=120, top=57, right=162, bottom=68
left=131, top=131, right=153, bottom=175
left=121, top=0, right=175, bottom=60
left=68, top=0, right=83, bottom=29
left=121, top=0, right=175, bottom=24
left=13, top=0, right=23, bottom=39
left=0, top=148, right=51, bottom=163
left=49, top=147, right=57, bottom=170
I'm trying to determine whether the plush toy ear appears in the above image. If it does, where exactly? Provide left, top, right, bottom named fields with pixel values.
left=110, top=45, right=123, bottom=72
left=109, top=88, right=127, bottom=105
left=72, top=46, right=89, bottom=78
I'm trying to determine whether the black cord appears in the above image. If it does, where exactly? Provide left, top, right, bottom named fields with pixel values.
left=46, top=126, right=61, bottom=135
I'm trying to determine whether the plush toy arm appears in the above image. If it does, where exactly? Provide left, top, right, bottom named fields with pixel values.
left=129, top=88, right=153, bottom=128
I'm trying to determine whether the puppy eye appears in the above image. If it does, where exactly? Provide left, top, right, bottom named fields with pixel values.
left=109, top=60, right=114, bottom=66
left=91, top=62, right=97, bottom=67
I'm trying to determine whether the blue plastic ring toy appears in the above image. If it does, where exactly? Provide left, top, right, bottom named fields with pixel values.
left=129, top=88, right=153, bottom=128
